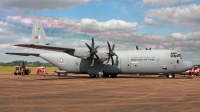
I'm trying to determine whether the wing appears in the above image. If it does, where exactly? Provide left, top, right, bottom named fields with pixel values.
left=5, top=52, right=40, bottom=57
left=14, top=44, right=75, bottom=53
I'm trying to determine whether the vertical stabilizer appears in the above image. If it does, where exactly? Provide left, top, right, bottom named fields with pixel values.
left=30, top=21, right=49, bottom=45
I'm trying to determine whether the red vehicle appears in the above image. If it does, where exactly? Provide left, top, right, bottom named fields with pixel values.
left=36, top=66, right=46, bottom=75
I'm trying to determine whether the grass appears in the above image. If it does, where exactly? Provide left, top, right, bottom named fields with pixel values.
left=0, top=66, right=58, bottom=75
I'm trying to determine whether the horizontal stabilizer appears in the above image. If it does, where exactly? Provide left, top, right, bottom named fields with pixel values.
left=5, top=52, right=40, bottom=57
left=14, top=44, right=75, bottom=53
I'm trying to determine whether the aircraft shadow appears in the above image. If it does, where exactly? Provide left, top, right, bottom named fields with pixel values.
left=36, top=75, right=189, bottom=80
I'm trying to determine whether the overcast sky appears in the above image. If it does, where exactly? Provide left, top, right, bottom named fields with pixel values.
left=0, top=0, right=200, bottom=64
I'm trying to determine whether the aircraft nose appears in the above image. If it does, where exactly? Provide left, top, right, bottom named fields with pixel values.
left=183, top=60, right=193, bottom=71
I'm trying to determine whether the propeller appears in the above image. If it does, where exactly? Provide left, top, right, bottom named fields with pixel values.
left=85, top=38, right=99, bottom=66
left=107, top=42, right=117, bottom=65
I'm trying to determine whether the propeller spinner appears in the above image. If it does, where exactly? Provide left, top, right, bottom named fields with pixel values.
left=85, top=38, right=99, bottom=66
left=107, top=42, right=117, bottom=65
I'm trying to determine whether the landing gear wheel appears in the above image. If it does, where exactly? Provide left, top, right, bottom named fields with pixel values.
left=110, top=74, right=117, bottom=78
left=103, top=74, right=109, bottom=78
left=90, top=75, right=96, bottom=78
left=168, top=74, right=172, bottom=78
left=172, top=74, right=175, bottom=78
left=166, top=74, right=175, bottom=79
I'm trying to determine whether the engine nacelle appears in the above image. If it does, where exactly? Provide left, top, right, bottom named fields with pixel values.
left=103, top=65, right=120, bottom=74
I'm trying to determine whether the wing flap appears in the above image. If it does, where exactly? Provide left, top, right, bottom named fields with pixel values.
left=5, top=52, right=40, bottom=57
left=14, top=44, right=75, bottom=53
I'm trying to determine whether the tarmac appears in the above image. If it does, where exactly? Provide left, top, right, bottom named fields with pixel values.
left=0, top=74, right=200, bottom=112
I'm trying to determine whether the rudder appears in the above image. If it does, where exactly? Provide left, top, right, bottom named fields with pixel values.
left=30, top=21, right=49, bottom=45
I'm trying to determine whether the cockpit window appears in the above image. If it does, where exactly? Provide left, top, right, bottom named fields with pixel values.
left=170, top=52, right=182, bottom=58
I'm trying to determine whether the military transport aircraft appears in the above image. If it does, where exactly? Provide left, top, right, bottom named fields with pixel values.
left=6, top=21, right=193, bottom=78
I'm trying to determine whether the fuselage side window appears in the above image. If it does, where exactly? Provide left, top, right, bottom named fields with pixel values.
left=177, top=60, right=179, bottom=64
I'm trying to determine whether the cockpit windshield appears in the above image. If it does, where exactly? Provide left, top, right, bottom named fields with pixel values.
left=170, top=52, right=182, bottom=59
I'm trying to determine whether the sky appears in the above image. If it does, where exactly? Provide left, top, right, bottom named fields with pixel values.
left=0, top=0, right=200, bottom=64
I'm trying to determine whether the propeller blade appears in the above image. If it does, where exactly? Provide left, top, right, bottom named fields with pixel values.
left=95, top=46, right=99, bottom=50
left=112, top=44, right=115, bottom=51
left=111, top=56, right=114, bottom=65
left=92, top=38, right=94, bottom=48
left=85, top=43, right=92, bottom=51
left=91, top=55, right=94, bottom=66
left=106, top=56, right=111, bottom=64
left=94, top=54, right=99, bottom=59
left=107, top=42, right=111, bottom=52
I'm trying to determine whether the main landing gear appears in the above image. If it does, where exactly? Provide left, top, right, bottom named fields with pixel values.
left=102, top=74, right=117, bottom=78
left=89, top=74, right=117, bottom=78
left=89, top=75, right=97, bottom=78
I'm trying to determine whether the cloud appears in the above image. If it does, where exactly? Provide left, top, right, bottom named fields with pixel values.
left=171, top=32, right=200, bottom=40
left=143, top=18, right=157, bottom=25
left=80, top=18, right=144, bottom=32
left=5, top=15, right=144, bottom=37
left=0, top=0, right=92, bottom=10
left=141, top=0, right=193, bottom=6
left=0, top=44, right=10, bottom=49
left=2, top=14, right=200, bottom=54
left=0, top=27, right=11, bottom=35
left=146, top=4, right=200, bottom=27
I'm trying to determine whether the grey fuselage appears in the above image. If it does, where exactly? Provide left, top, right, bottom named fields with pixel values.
left=39, top=49, right=193, bottom=75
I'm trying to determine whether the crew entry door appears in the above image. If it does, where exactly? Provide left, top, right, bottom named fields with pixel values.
left=126, top=57, right=131, bottom=69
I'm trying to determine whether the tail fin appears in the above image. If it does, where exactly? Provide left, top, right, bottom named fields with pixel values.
left=30, top=21, right=49, bottom=45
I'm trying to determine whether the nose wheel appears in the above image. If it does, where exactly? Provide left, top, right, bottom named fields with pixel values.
left=166, top=74, right=175, bottom=79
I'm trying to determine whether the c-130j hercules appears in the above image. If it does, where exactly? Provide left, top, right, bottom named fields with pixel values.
left=6, top=21, right=193, bottom=78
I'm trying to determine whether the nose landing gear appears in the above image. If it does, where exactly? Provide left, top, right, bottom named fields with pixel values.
left=166, top=74, right=175, bottom=79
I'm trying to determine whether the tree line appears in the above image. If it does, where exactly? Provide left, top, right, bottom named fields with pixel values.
left=0, top=61, right=55, bottom=67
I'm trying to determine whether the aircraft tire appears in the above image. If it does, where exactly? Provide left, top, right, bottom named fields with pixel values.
left=110, top=74, right=117, bottom=78
left=166, top=74, right=174, bottom=79
left=90, top=75, right=96, bottom=78
left=172, top=74, right=175, bottom=78
left=103, top=74, right=109, bottom=78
